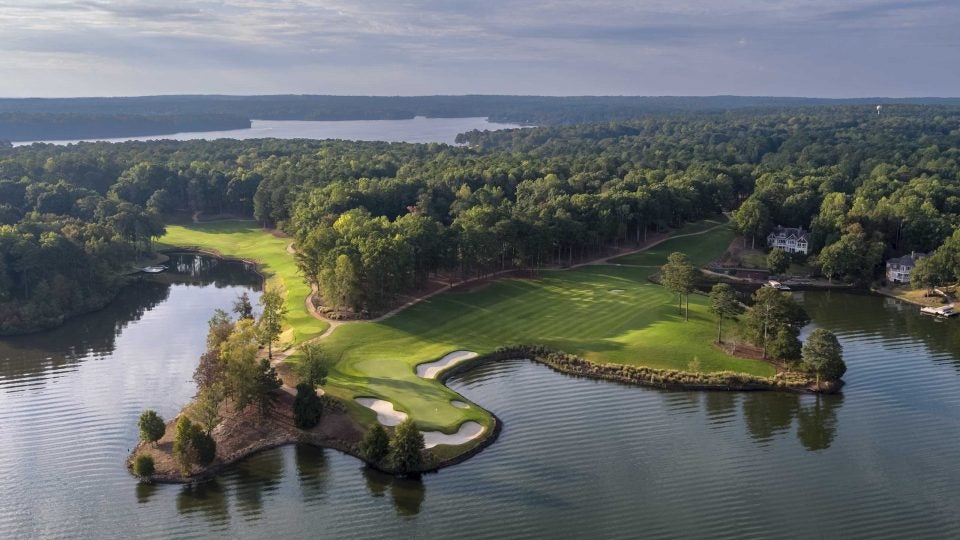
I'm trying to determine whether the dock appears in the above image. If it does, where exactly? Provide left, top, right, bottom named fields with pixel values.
left=920, top=305, right=957, bottom=318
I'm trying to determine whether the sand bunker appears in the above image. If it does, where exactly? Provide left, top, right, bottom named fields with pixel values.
left=422, top=421, right=486, bottom=449
left=610, top=289, right=625, bottom=293
left=355, top=398, right=409, bottom=426
left=450, top=400, right=469, bottom=409
left=416, top=350, right=478, bottom=379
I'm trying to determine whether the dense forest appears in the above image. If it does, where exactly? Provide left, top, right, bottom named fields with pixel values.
left=2, top=104, right=959, bottom=331
left=0, top=113, right=250, bottom=142
left=4, top=95, right=960, bottom=141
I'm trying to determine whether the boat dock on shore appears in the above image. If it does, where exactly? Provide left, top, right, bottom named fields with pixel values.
left=920, top=305, right=957, bottom=318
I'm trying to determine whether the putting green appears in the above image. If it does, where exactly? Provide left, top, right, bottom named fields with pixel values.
left=160, top=220, right=772, bottom=444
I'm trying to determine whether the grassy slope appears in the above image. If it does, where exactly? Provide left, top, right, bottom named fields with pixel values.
left=159, top=221, right=329, bottom=345
left=609, top=226, right=736, bottom=267
left=161, top=220, right=773, bottom=439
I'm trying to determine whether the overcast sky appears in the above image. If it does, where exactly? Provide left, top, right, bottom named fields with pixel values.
left=1, top=0, right=957, bottom=98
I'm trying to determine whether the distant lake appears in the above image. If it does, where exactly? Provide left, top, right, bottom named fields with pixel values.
left=11, top=117, right=525, bottom=146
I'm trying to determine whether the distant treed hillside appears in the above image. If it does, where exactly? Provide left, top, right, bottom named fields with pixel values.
left=2, top=95, right=960, bottom=141
left=0, top=113, right=250, bottom=142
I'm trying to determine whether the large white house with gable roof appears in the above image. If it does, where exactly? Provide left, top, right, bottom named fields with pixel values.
left=766, top=226, right=809, bottom=255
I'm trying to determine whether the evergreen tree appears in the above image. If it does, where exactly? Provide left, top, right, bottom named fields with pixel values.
left=232, top=292, right=254, bottom=320
left=296, top=343, right=329, bottom=388
left=389, top=418, right=425, bottom=475
left=257, top=287, right=286, bottom=359
left=708, top=283, right=743, bottom=344
left=802, top=328, right=846, bottom=389
left=138, top=410, right=166, bottom=445
left=661, top=252, right=698, bottom=321
left=293, top=383, right=323, bottom=429
left=132, top=454, right=155, bottom=479
left=360, top=424, right=390, bottom=464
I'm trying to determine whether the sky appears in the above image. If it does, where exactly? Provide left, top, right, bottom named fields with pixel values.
left=1, top=0, right=958, bottom=98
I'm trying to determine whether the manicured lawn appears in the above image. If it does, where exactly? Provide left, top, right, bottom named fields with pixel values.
left=609, top=225, right=736, bottom=267
left=319, top=263, right=773, bottom=430
left=671, top=215, right=726, bottom=235
left=162, top=219, right=773, bottom=438
left=159, top=221, right=329, bottom=345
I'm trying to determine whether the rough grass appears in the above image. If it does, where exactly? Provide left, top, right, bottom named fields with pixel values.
left=738, top=249, right=769, bottom=269
left=161, top=220, right=773, bottom=438
left=159, top=221, right=329, bottom=345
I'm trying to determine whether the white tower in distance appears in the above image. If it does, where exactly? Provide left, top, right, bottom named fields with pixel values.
left=877, top=105, right=882, bottom=115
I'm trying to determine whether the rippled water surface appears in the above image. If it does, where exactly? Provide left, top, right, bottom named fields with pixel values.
left=2, top=267, right=960, bottom=538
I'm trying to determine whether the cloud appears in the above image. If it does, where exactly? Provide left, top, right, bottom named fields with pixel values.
left=0, top=0, right=956, bottom=97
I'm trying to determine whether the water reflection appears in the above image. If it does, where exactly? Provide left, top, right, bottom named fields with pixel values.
left=135, top=482, right=158, bottom=505
left=232, top=447, right=285, bottom=521
left=363, top=467, right=427, bottom=517
left=732, top=391, right=843, bottom=451
left=742, top=392, right=800, bottom=443
left=167, top=253, right=263, bottom=289
left=176, top=480, right=231, bottom=527
left=0, top=281, right=170, bottom=382
left=0, top=254, right=260, bottom=385
left=796, top=395, right=842, bottom=451
left=703, top=391, right=738, bottom=424
left=295, top=444, right=329, bottom=501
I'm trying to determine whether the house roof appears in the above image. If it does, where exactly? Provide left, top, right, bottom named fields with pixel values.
left=767, top=226, right=809, bottom=242
left=887, top=252, right=929, bottom=269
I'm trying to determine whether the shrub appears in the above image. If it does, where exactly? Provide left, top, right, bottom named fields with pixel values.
left=173, top=416, right=217, bottom=474
left=389, top=418, right=425, bottom=474
left=359, top=423, right=390, bottom=464
left=293, top=383, right=323, bottom=429
left=138, top=410, right=166, bottom=444
left=132, top=454, right=155, bottom=478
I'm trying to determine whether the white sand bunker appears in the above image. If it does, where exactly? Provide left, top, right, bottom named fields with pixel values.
left=610, top=289, right=625, bottom=293
left=422, top=421, right=486, bottom=449
left=416, top=350, right=478, bottom=379
left=450, top=400, right=469, bottom=409
left=355, top=398, right=409, bottom=426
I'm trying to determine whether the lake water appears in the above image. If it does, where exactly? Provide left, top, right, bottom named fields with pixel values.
left=2, top=259, right=959, bottom=538
left=11, top=117, right=524, bottom=146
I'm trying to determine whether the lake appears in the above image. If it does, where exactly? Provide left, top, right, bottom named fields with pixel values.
left=10, top=117, right=525, bottom=146
left=1, top=259, right=959, bottom=538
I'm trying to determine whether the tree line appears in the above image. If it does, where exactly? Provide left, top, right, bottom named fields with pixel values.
left=3, top=105, right=960, bottom=329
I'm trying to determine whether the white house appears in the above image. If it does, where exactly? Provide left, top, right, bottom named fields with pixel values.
left=886, top=252, right=928, bottom=284
left=766, top=226, right=809, bottom=255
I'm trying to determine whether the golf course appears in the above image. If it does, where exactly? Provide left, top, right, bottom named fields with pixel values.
left=159, top=218, right=778, bottom=460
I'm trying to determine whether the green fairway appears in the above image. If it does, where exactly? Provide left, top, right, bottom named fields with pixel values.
left=161, top=220, right=774, bottom=442
left=610, top=225, right=736, bottom=267
left=159, top=221, right=329, bottom=345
